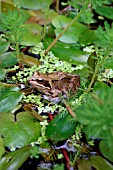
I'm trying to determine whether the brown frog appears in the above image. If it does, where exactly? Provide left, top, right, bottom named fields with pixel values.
left=29, top=71, right=80, bottom=102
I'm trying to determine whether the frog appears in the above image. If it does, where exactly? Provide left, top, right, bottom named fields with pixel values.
left=29, top=71, right=80, bottom=102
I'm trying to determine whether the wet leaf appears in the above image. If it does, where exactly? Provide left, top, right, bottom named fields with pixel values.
left=46, top=113, right=77, bottom=142
left=0, top=112, right=41, bottom=148
left=0, top=86, right=23, bottom=112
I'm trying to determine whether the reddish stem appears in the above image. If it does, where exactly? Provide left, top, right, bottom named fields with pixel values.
left=61, top=148, right=70, bottom=170
left=48, top=113, right=53, bottom=121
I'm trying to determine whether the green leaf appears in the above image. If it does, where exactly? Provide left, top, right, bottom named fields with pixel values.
left=79, top=29, right=96, bottom=45
left=0, top=146, right=31, bottom=170
left=0, top=68, right=6, bottom=80
left=103, top=57, right=113, bottom=69
left=0, top=39, right=10, bottom=55
left=52, top=15, right=87, bottom=43
left=44, top=36, right=90, bottom=65
left=95, top=5, right=113, bottom=20
left=78, top=156, right=113, bottom=170
left=14, top=0, right=52, bottom=10
left=78, top=158, right=92, bottom=170
left=0, top=52, right=18, bottom=68
left=0, top=86, right=23, bottom=112
left=21, top=54, right=40, bottom=67
left=0, top=136, right=5, bottom=159
left=76, top=85, right=113, bottom=162
left=21, top=23, right=43, bottom=46
left=46, top=113, right=77, bottom=142
left=0, top=112, right=41, bottom=148
left=99, top=134, right=113, bottom=162
left=94, top=21, right=113, bottom=49
left=90, top=156, right=113, bottom=170
left=87, top=52, right=98, bottom=80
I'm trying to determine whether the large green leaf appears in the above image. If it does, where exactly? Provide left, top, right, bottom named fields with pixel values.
left=44, top=36, right=90, bottom=65
left=52, top=15, right=87, bottom=44
left=0, top=86, right=23, bottom=112
left=14, top=0, right=52, bottom=10
left=21, top=23, right=43, bottom=46
left=78, top=156, right=113, bottom=170
left=0, top=146, right=31, bottom=170
left=0, top=112, right=41, bottom=148
left=0, top=52, right=18, bottom=68
left=46, top=113, right=77, bottom=142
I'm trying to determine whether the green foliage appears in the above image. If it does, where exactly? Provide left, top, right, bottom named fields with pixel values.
left=0, top=85, right=23, bottom=112
left=95, top=5, right=113, bottom=20
left=91, top=0, right=112, bottom=8
left=78, top=156, right=113, bottom=170
left=0, top=39, right=10, bottom=55
left=1, top=0, right=113, bottom=168
left=32, top=42, right=79, bottom=73
left=0, top=10, right=26, bottom=44
left=0, top=112, right=41, bottom=149
left=0, top=136, right=5, bottom=159
left=0, top=146, right=31, bottom=170
left=76, top=84, right=113, bottom=161
left=14, top=0, right=53, bottom=10
left=46, top=112, right=77, bottom=142
left=95, top=21, right=113, bottom=50
left=0, top=52, right=18, bottom=68
left=52, top=15, right=87, bottom=43
left=44, top=37, right=90, bottom=65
